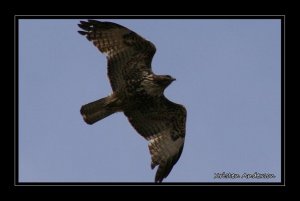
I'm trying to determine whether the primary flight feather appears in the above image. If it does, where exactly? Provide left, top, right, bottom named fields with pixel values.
left=78, top=20, right=187, bottom=182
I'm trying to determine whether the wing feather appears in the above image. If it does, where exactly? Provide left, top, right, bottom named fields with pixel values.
left=124, top=97, right=187, bottom=182
left=78, top=20, right=156, bottom=91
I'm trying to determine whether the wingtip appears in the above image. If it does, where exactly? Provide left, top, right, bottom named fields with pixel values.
left=78, top=23, right=92, bottom=31
left=154, top=166, right=166, bottom=183
left=152, top=162, right=164, bottom=182
left=155, top=175, right=164, bottom=183
left=153, top=159, right=177, bottom=183
left=88, top=19, right=100, bottom=23
left=78, top=30, right=87, bottom=35
left=79, top=20, right=89, bottom=25
left=151, top=162, right=156, bottom=169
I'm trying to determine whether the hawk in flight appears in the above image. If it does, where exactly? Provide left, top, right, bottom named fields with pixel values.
left=78, top=20, right=187, bottom=182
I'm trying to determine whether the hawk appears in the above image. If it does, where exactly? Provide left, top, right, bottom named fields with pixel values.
left=78, top=20, right=187, bottom=183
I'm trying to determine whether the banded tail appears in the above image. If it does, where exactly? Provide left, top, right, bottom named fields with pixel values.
left=80, top=95, right=122, bottom=125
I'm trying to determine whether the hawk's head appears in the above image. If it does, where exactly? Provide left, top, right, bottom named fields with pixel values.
left=141, top=74, right=176, bottom=97
left=155, top=75, right=176, bottom=88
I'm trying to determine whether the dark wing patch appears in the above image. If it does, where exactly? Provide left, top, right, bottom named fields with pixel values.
left=124, top=97, right=187, bottom=183
left=78, top=20, right=156, bottom=91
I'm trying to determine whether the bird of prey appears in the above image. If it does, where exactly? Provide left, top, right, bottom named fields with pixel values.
left=78, top=20, right=187, bottom=183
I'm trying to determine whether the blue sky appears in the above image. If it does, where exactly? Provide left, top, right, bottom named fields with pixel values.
left=18, top=19, right=281, bottom=183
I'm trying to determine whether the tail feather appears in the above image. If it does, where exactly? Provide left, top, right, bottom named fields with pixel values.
left=80, top=95, right=121, bottom=125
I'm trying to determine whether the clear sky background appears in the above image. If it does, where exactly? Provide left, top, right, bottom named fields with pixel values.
left=19, top=19, right=281, bottom=183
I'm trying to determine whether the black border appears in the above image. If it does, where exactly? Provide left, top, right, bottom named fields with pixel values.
left=15, top=16, right=20, bottom=187
left=14, top=15, right=285, bottom=188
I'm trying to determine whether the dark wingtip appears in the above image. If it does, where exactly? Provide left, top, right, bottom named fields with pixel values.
left=78, top=30, right=87, bottom=35
left=154, top=158, right=177, bottom=183
left=78, top=23, right=92, bottom=31
left=79, top=20, right=91, bottom=26
left=88, top=19, right=101, bottom=24
left=151, top=163, right=155, bottom=170
left=151, top=162, right=156, bottom=170
left=155, top=176, right=163, bottom=183
left=154, top=167, right=166, bottom=183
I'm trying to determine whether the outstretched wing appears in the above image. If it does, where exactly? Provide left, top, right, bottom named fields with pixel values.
left=124, top=97, right=187, bottom=182
left=78, top=20, right=156, bottom=91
